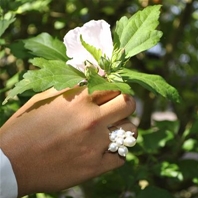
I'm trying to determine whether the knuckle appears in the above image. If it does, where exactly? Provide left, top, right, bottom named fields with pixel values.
left=123, top=94, right=136, bottom=113
left=85, top=117, right=101, bottom=133
left=83, top=109, right=103, bottom=133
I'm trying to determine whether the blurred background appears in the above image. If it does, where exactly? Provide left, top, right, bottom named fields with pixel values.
left=0, top=0, right=198, bottom=197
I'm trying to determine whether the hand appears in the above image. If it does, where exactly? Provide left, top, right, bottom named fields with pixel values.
left=0, top=87, right=137, bottom=196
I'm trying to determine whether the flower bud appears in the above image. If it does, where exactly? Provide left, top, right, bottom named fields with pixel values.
left=108, top=73, right=123, bottom=83
left=98, top=56, right=111, bottom=74
left=111, top=48, right=126, bottom=71
left=84, top=63, right=99, bottom=79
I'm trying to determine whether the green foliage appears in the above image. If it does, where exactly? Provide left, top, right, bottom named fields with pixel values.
left=137, top=186, right=174, bottom=198
left=1, top=0, right=198, bottom=198
left=3, top=5, right=180, bottom=104
left=114, top=5, right=163, bottom=58
left=3, top=58, right=85, bottom=104
left=24, top=33, right=68, bottom=61
left=0, top=16, right=15, bottom=37
left=80, top=35, right=102, bottom=62
left=87, top=69, right=132, bottom=95
left=121, top=68, right=180, bottom=102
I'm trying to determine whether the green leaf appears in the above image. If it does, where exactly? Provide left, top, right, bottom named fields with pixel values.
left=0, top=17, right=16, bottom=37
left=182, top=139, right=198, bottom=151
left=189, top=116, right=198, bottom=135
left=80, top=35, right=102, bottom=62
left=178, top=160, right=198, bottom=179
left=121, top=68, right=180, bottom=102
left=154, top=161, right=182, bottom=179
left=23, top=33, right=68, bottom=61
left=141, top=129, right=174, bottom=153
left=154, top=120, right=180, bottom=135
left=9, top=40, right=32, bottom=59
left=88, top=72, right=132, bottom=95
left=3, top=58, right=85, bottom=104
left=114, top=5, right=163, bottom=58
left=137, top=186, right=174, bottom=198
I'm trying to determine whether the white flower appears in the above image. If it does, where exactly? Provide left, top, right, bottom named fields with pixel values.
left=63, top=20, right=113, bottom=76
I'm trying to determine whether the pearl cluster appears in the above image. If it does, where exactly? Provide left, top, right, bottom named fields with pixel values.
left=108, top=128, right=136, bottom=157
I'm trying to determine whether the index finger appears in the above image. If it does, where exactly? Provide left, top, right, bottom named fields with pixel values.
left=91, top=90, right=120, bottom=105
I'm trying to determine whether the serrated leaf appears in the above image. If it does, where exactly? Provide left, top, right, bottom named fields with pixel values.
left=114, top=5, right=163, bottom=58
left=88, top=72, right=132, bottom=95
left=121, top=68, right=180, bottom=102
left=24, top=33, right=68, bottom=61
left=3, top=58, right=85, bottom=104
left=113, top=16, right=128, bottom=48
left=80, top=35, right=102, bottom=62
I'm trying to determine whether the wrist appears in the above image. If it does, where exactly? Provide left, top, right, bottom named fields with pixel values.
left=0, top=126, right=34, bottom=197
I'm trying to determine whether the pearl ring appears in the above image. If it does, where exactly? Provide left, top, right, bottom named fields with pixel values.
left=108, top=128, right=137, bottom=157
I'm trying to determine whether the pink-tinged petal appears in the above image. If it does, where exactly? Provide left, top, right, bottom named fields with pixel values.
left=63, top=20, right=113, bottom=75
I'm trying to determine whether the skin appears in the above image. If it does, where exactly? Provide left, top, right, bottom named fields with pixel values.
left=0, top=86, right=137, bottom=197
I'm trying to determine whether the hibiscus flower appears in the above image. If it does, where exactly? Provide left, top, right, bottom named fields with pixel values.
left=63, top=20, right=113, bottom=76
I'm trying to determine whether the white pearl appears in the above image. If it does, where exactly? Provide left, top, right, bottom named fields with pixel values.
left=125, top=131, right=134, bottom=137
left=116, top=128, right=125, bottom=137
left=109, top=133, right=117, bottom=141
left=116, top=137, right=124, bottom=146
left=118, top=146, right=128, bottom=157
left=111, top=130, right=118, bottom=136
left=108, top=142, right=118, bottom=152
left=124, top=136, right=136, bottom=147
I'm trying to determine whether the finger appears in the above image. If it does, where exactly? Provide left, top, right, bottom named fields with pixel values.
left=99, top=121, right=138, bottom=173
left=97, top=120, right=138, bottom=154
left=32, top=87, right=70, bottom=102
left=100, top=94, right=136, bottom=126
left=91, top=90, right=120, bottom=105
left=97, top=120, right=138, bottom=173
left=33, top=86, right=83, bottom=102
left=8, top=86, right=85, bottom=121
left=100, top=152, right=125, bottom=173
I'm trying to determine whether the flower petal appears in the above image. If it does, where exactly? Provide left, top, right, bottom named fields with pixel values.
left=63, top=20, right=113, bottom=74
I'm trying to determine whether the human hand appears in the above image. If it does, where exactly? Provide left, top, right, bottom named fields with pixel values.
left=0, top=86, right=137, bottom=197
